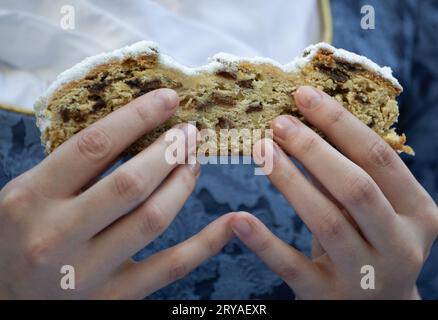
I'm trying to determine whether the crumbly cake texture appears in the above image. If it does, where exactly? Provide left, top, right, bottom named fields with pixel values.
left=35, top=41, right=414, bottom=156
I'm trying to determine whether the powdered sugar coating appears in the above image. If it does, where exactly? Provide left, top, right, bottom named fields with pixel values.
left=209, top=43, right=402, bottom=90
left=299, top=43, right=402, bottom=90
left=35, top=41, right=158, bottom=116
left=34, top=41, right=160, bottom=130
left=34, top=40, right=402, bottom=136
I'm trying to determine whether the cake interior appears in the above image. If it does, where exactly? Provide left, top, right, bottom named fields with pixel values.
left=42, top=49, right=410, bottom=155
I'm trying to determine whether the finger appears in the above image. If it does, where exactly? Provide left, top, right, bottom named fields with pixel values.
left=31, top=89, right=179, bottom=198
left=85, top=162, right=201, bottom=277
left=294, top=86, right=432, bottom=215
left=229, top=212, right=325, bottom=296
left=253, top=139, right=369, bottom=270
left=92, top=212, right=236, bottom=299
left=271, top=115, right=404, bottom=252
left=71, top=123, right=198, bottom=240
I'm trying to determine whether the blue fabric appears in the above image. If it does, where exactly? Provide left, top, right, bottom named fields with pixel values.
left=1, top=0, right=437, bottom=299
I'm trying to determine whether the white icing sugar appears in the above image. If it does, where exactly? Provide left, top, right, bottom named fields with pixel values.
left=296, top=43, right=402, bottom=90
left=35, top=41, right=402, bottom=134
left=37, top=41, right=159, bottom=107
left=209, top=52, right=285, bottom=71
left=204, top=44, right=402, bottom=91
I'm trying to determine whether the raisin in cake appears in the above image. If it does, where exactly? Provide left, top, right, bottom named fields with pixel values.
left=34, top=41, right=413, bottom=155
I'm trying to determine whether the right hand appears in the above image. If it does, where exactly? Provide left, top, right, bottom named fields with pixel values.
left=230, top=87, right=438, bottom=299
left=0, top=89, right=235, bottom=299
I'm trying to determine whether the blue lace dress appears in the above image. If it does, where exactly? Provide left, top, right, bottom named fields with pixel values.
left=1, top=0, right=437, bottom=299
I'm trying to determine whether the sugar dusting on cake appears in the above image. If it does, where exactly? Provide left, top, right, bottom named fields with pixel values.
left=206, top=43, right=402, bottom=91
left=34, top=40, right=403, bottom=136
left=297, top=43, right=402, bottom=91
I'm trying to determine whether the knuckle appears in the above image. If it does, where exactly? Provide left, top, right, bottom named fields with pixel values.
left=296, top=134, right=318, bottom=156
left=23, top=236, right=54, bottom=268
left=0, top=185, right=31, bottom=214
left=140, top=203, right=167, bottom=235
left=327, top=106, right=346, bottom=127
left=280, top=163, right=301, bottom=181
left=254, top=235, right=272, bottom=254
left=365, top=139, right=395, bottom=168
left=77, top=127, right=111, bottom=162
left=277, top=263, right=301, bottom=283
left=132, top=103, right=154, bottom=127
left=343, top=173, right=376, bottom=205
left=317, top=209, right=344, bottom=240
left=205, top=234, right=223, bottom=256
left=0, top=187, right=28, bottom=210
left=113, top=170, right=145, bottom=203
left=168, top=257, right=189, bottom=283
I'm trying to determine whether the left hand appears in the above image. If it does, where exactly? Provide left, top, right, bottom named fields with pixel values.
left=0, top=89, right=236, bottom=299
left=230, top=86, right=438, bottom=299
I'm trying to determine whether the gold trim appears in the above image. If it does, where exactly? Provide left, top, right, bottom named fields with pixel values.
left=0, top=103, right=34, bottom=115
left=2, top=1, right=334, bottom=116
left=320, top=0, right=333, bottom=44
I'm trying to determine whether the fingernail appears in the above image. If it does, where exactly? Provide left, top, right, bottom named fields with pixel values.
left=187, top=161, right=201, bottom=177
left=295, top=86, right=322, bottom=109
left=272, top=116, right=298, bottom=140
left=231, top=218, right=252, bottom=237
left=155, top=88, right=179, bottom=110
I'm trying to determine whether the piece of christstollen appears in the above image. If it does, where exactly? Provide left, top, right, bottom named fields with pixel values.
left=35, top=41, right=413, bottom=156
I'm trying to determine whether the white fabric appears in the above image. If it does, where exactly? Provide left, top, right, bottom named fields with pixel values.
left=0, top=0, right=321, bottom=111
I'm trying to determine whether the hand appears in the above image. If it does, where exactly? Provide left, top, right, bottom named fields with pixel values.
left=0, top=89, right=235, bottom=299
left=231, top=86, right=438, bottom=299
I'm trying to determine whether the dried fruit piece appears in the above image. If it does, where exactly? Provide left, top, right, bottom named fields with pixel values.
left=215, top=70, right=237, bottom=80
left=246, top=101, right=263, bottom=113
